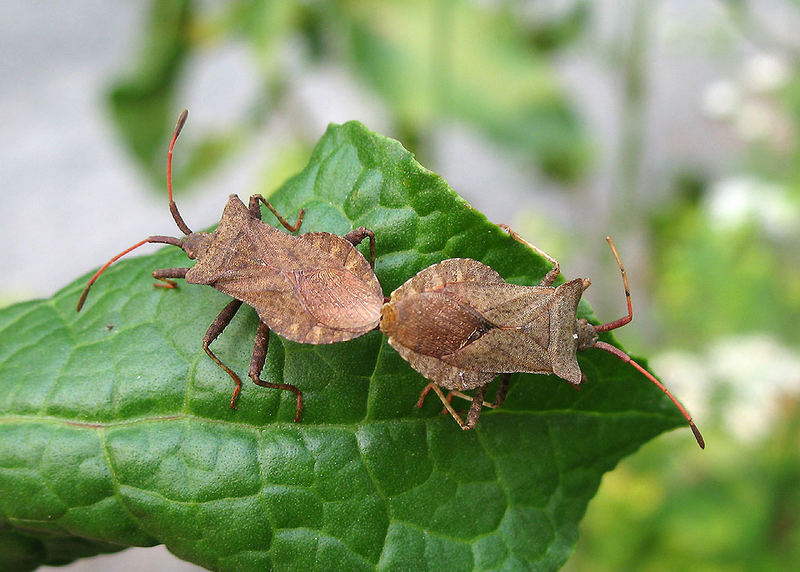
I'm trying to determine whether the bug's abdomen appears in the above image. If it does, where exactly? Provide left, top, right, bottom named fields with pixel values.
left=380, top=294, right=497, bottom=390
left=294, top=268, right=383, bottom=332
left=382, top=292, right=495, bottom=358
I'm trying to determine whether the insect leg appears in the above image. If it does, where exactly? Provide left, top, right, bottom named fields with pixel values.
left=432, top=391, right=457, bottom=417
left=429, top=384, right=470, bottom=430
left=428, top=384, right=489, bottom=430
left=464, top=384, right=489, bottom=429
left=152, top=267, right=189, bottom=289
left=499, top=224, right=560, bottom=287
left=445, top=373, right=511, bottom=409
left=248, top=194, right=305, bottom=232
left=494, top=373, right=510, bottom=408
left=202, top=299, right=245, bottom=408
left=418, top=381, right=499, bottom=415
left=249, top=320, right=304, bottom=422
left=415, top=382, right=436, bottom=408
left=441, top=390, right=481, bottom=407
left=343, top=227, right=376, bottom=269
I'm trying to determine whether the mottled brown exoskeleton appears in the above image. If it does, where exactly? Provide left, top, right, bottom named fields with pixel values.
left=380, top=226, right=704, bottom=448
left=77, top=110, right=384, bottom=421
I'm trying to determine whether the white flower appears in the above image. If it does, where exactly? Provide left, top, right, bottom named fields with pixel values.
left=705, top=176, right=799, bottom=236
left=741, top=53, right=789, bottom=94
left=734, top=100, right=777, bottom=142
left=702, top=80, right=740, bottom=120
left=711, top=335, right=800, bottom=442
left=650, top=351, right=712, bottom=424
left=653, top=335, right=800, bottom=443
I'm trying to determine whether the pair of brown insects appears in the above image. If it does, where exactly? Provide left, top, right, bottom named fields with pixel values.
left=78, top=111, right=704, bottom=449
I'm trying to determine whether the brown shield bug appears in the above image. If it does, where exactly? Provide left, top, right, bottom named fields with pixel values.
left=380, top=226, right=704, bottom=449
left=77, top=110, right=384, bottom=421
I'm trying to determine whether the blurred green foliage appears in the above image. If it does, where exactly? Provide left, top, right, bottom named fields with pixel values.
left=108, top=0, right=590, bottom=189
left=568, top=397, right=800, bottom=572
left=109, top=0, right=193, bottom=181
left=650, top=191, right=800, bottom=348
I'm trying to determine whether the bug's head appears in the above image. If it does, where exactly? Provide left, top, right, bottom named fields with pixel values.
left=379, top=300, right=397, bottom=336
left=180, top=231, right=212, bottom=260
left=575, top=318, right=599, bottom=351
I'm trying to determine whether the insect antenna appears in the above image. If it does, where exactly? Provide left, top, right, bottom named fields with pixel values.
left=593, top=237, right=705, bottom=449
left=168, top=109, right=193, bottom=236
left=76, top=110, right=194, bottom=312
left=594, top=236, right=632, bottom=333
left=76, top=236, right=183, bottom=311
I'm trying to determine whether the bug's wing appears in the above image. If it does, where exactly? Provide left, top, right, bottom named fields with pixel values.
left=278, top=232, right=383, bottom=342
left=411, top=278, right=557, bottom=373
left=296, top=232, right=380, bottom=289
left=381, top=287, right=498, bottom=390
left=392, top=258, right=555, bottom=327
left=443, top=279, right=585, bottom=383
left=439, top=328, right=554, bottom=375
left=290, top=267, right=383, bottom=338
left=384, top=259, right=558, bottom=383
left=391, top=258, right=505, bottom=300
left=234, top=230, right=382, bottom=344
left=442, top=282, right=554, bottom=328
left=382, top=292, right=494, bottom=358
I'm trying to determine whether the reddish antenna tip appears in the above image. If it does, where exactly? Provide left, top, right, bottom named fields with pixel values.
left=167, top=109, right=193, bottom=236
left=75, top=236, right=183, bottom=312
left=174, top=109, right=189, bottom=138
left=76, top=286, right=90, bottom=312
left=690, top=422, right=705, bottom=449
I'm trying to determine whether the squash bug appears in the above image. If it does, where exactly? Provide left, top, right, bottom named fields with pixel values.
left=380, top=226, right=704, bottom=448
left=77, top=110, right=384, bottom=421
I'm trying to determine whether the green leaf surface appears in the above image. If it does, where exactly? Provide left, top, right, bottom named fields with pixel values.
left=0, top=122, right=684, bottom=571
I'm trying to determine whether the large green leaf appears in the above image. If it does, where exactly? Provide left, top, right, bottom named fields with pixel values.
left=0, top=122, right=685, bottom=571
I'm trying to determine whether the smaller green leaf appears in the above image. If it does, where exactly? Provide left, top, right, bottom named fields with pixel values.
left=108, top=0, right=193, bottom=184
left=343, top=0, right=592, bottom=181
